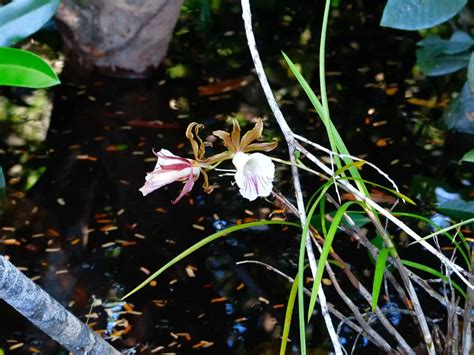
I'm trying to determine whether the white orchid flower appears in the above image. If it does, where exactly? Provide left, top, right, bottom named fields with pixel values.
left=139, top=149, right=200, bottom=204
left=232, top=151, right=275, bottom=201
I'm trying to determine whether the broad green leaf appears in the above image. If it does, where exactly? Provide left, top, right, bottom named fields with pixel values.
left=460, top=149, right=474, bottom=163
left=280, top=275, right=298, bottom=355
left=0, top=47, right=60, bottom=88
left=417, top=32, right=474, bottom=56
left=372, top=248, right=389, bottom=312
left=0, top=0, right=60, bottom=46
left=381, top=0, right=467, bottom=31
left=442, top=82, right=474, bottom=134
left=468, top=52, right=474, bottom=94
left=401, top=259, right=466, bottom=298
left=438, top=199, right=474, bottom=220
left=416, top=48, right=470, bottom=76
left=122, top=220, right=299, bottom=299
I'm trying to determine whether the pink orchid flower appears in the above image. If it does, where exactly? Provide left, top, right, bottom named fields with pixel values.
left=139, top=149, right=200, bottom=204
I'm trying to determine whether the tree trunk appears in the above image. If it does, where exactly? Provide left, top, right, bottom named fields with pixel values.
left=0, top=255, right=120, bottom=354
left=55, top=0, right=185, bottom=77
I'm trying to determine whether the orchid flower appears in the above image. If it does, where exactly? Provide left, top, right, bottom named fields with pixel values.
left=213, top=119, right=278, bottom=201
left=232, top=151, right=275, bottom=201
left=141, top=119, right=278, bottom=204
left=139, top=149, right=200, bottom=204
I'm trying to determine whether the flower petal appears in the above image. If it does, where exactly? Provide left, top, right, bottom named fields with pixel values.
left=239, top=119, right=263, bottom=151
left=233, top=152, right=275, bottom=201
left=171, top=170, right=197, bottom=204
left=213, top=130, right=238, bottom=152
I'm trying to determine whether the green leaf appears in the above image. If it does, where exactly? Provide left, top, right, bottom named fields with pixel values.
left=460, top=149, right=474, bottom=163
left=468, top=52, right=474, bottom=95
left=297, top=181, right=333, bottom=353
left=438, top=199, right=474, bottom=220
left=408, top=218, right=474, bottom=246
left=417, top=32, right=474, bottom=56
left=442, top=82, right=474, bottom=134
left=311, top=210, right=371, bottom=231
left=282, top=52, right=371, bottom=198
left=307, top=201, right=358, bottom=320
left=372, top=248, right=389, bottom=312
left=280, top=274, right=299, bottom=355
left=401, top=259, right=467, bottom=298
left=392, top=212, right=471, bottom=269
left=380, top=0, right=467, bottom=31
left=0, top=47, right=59, bottom=88
left=0, top=0, right=60, bottom=46
left=416, top=48, right=470, bottom=76
left=122, top=220, right=299, bottom=299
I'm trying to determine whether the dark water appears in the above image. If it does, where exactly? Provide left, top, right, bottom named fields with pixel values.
left=0, top=1, right=472, bottom=354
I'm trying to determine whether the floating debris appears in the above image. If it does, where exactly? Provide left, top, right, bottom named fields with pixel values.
left=185, top=265, right=197, bottom=278
left=192, top=224, right=205, bottom=231
left=192, top=340, right=214, bottom=349
left=9, top=342, right=24, bottom=351
left=210, top=297, right=227, bottom=303
left=140, top=267, right=151, bottom=275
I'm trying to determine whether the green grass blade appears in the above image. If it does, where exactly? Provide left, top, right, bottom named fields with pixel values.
left=319, top=0, right=331, bottom=117
left=372, top=248, right=389, bottom=311
left=393, top=212, right=471, bottom=269
left=122, top=220, right=299, bottom=300
left=333, top=160, right=366, bottom=176
left=320, top=197, right=327, bottom=237
left=307, top=201, right=359, bottom=320
left=338, top=176, right=416, bottom=205
left=282, top=51, right=325, bottom=119
left=282, top=52, right=370, bottom=198
left=401, top=259, right=467, bottom=299
left=297, top=181, right=334, bottom=353
left=408, top=218, right=474, bottom=246
left=280, top=273, right=299, bottom=355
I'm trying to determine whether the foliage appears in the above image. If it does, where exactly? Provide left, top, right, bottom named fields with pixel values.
left=381, top=0, right=468, bottom=31
left=122, top=220, right=299, bottom=299
left=381, top=0, right=474, bottom=136
left=438, top=199, right=474, bottom=220
left=0, top=0, right=60, bottom=46
left=416, top=31, right=473, bottom=76
left=460, top=149, right=474, bottom=163
left=125, top=1, right=473, bottom=353
left=0, top=47, right=59, bottom=88
left=442, top=82, right=474, bottom=134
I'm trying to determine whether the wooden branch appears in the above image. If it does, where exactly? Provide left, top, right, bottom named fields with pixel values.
left=0, top=256, right=120, bottom=355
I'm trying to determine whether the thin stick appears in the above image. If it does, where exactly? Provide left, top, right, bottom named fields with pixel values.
left=275, top=191, right=413, bottom=354
left=294, top=134, right=401, bottom=196
left=236, top=260, right=388, bottom=350
left=240, top=1, right=342, bottom=353
left=297, top=143, right=472, bottom=288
